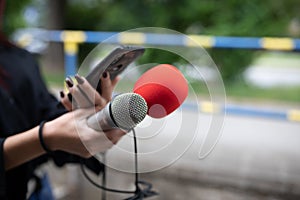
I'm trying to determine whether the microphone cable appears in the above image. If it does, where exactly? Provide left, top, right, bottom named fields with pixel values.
left=80, top=128, right=158, bottom=199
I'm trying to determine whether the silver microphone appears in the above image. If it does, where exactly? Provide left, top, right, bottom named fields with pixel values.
left=87, top=93, right=148, bottom=131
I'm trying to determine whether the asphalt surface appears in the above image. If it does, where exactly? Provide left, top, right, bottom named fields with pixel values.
left=46, top=107, right=300, bottom=200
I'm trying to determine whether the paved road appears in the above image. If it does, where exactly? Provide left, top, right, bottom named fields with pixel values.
left=68, top=109, right=300, bottom=200
left=46, top=106, right=300, bottom=199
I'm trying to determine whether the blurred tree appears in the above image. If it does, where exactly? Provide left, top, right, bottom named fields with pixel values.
left=4, top=0, right=300, bottom=81
left=2, top=0, right=31, bottom=35
left=2, top=0, right=66, bottom=71
left=44, top=0, right=66, bottom=71
left=65, top=0, right=300, bottom=82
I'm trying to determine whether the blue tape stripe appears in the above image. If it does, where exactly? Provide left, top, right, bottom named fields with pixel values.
left=84, top=31, right=119, bottom=43
left=214, top=36, right=261, bottom=49
left=294, top=39, right=300, bottom=51
left=225, top=105, right=287, bottom=120
left=181, top=102, right=292, bottom=121
left=46, top=30, right=300, bottom=50
left=48, top=30, right=63, bottom=42
left=181, top=102, right=199, bottom=111
left=145, top=33, right=185, bottom=46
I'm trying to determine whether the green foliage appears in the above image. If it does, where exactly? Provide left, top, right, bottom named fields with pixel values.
left=225, top=80, right=300, bottom=103
left=65, top=0, right=300, bottom=82
left=2, top=0, right=32, bottom=35
left=5, top=0, right=300, bottom=82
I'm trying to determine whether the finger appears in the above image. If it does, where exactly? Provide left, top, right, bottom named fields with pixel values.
left=59, top=91, right=72, bottom=111
left=69, top=86, right=94, bottom=108
left=112, top=75, right=121, bottom=88
left=66, top=75, right=101, bottom=108
left=101, top=72, right=114, bottom=102
left=74, top=74, right=107, bottom=108
left=104, top=129, right=127, bottom=144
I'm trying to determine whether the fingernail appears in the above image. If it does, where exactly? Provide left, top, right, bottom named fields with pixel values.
left=59, top=91, right=65, bottom=98
left=65, top=77, right=73, bottom=87
left=67, top=93, right=72, bottom=102
left=102, top=71, right=107, bottom=78
left=75, top=74, right=84, bottom=84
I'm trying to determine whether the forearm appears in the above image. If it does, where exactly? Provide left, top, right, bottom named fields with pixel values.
left=2, top=108, right=125, bottom=171
left=3, top=126, right=45, bottom=170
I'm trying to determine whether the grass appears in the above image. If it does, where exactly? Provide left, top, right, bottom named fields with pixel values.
left=225, top=80, right=300, bottom=103
left=41, top=50, right=300, bottom=105
left=42, top=71, right=65, bottom=88
left=42, top=68, right=300, bottom=105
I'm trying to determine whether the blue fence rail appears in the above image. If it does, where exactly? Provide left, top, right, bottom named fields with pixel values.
left=182, top=102, right=300, bottom=123
left=15, top=30, right=300, bottom=122
left=16, top=30, right=300, bottom=76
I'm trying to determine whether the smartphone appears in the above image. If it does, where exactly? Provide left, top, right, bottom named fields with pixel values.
left=85, top=45, right=145, bottom=94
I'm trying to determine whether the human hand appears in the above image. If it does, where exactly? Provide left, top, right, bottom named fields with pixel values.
left=60, top=72, right=120, bottom=111
left=55, top=73, right=125, bottom=157
left=43, top=108, right=126, bottom=158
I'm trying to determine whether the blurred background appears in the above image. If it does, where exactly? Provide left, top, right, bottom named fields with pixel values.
left=3, top=0, right=300, bottom=199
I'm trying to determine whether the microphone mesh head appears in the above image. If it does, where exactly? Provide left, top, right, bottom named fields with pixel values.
left=111, top=93, right=148, bottom=130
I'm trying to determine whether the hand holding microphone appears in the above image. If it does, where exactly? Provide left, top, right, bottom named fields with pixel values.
left=87, top=93, right=148, bottom=131
left=87, top=64, right=188, bottom=132
left=55, top=73, right=128, bottom=157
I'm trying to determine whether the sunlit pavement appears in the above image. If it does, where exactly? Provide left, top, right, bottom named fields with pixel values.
left=47, top=88, right=300, bottom=199
left=94, top=110, right=299, bottom=200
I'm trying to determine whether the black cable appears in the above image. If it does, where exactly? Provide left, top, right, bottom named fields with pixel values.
left=80, top=160, right=135, bottom=194
left=102, top=152, right=107, bottom=200
left=132, top=128, right=139, bottom=194
left=80, top=128, right=158, bottom=199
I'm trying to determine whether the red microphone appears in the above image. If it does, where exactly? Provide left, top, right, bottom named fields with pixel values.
left=133, top=64, right=188, bottom=118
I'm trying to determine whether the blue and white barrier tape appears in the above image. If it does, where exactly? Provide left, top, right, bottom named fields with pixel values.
left=182, top=102, right=300, bottom=123
left=17, top=30, right=300, bottom=54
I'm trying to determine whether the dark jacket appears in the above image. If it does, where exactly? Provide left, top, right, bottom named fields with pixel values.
left=0, top=44, right=102, bottom=199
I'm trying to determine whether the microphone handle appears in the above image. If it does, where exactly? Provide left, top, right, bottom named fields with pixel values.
left=87, top=104, right=118, bottom=131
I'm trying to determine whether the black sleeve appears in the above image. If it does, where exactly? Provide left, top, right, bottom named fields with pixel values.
left=27, top=53, right=104, bottom=174
left=18, top=47, right=103, bottom=174
left=0, top=46, right=103, bottom=198
left=50, top=151, right=104, bottom=175
left=29, top=58, right=67, bottom=121
left=0, top=138, right=6, bottom=199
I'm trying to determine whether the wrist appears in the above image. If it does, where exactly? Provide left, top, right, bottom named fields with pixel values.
left=42, top=121, right=59, bottom=152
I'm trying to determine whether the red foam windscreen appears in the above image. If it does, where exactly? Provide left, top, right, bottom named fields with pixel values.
left=133, top=64, right=188, bottom=118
